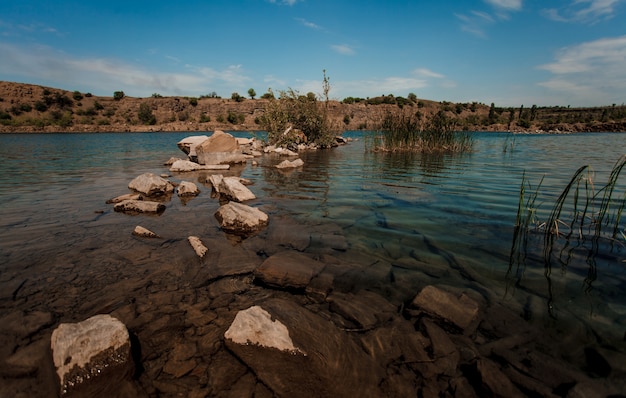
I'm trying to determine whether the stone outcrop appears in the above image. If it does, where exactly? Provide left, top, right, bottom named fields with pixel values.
left=169, top=159, right=229, bottom=172
left=195, top=131, right=247, bottom=165
left=128, top=173, right=174, bottom=196
left=113, top=199, right=165, bottom=214
left=214, top=202, right=268, bottom=235
left=50, top=314, right=133, bottom=396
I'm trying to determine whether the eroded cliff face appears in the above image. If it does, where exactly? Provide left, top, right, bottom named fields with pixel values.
left=1, top=81, right=625, bottom=133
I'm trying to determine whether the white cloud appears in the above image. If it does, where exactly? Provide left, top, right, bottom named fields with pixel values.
left=331, top=44, right=355, bottom=55
left=295, top=17, right=322, bottom=30
left=538, top=35, right=626, bottom=104
left=484, top=0, right=522, bottom=11
left=0, top=42, right=251, bottom=96
left=268, top=0, right=299, bottom=6
left=542, top=0, right=623, bottom=24
left=413, top=68, right=445, bottom=79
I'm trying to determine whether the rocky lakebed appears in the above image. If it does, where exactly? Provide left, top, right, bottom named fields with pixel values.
left=1, top=131, right=625, bottom=397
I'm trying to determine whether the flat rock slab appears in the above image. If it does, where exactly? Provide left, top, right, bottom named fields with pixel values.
left=254, top=251, right=326, bottom=290
left=225, top=298, right=384, bottom=398
left=169, top=159, right=229, bottom=172
left=217, top=176, right=256, bottom=202
left=327, top=290, right=397, bottom=329
left=50, top=314, right=133, bottom=396
left=177, top=181, right=200, bottom=196
left=275, top=158, right=304, bottom=169
left=114, top=199, right=165, bottom=214
left=177, top=135, right=209, bottom=156
left=410, top=285, right=479, bottom=331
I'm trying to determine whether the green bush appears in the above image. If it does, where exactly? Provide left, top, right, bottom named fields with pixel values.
left=199, top=114, right=211, bottom=123
left=73, top=91, right=83, bottom=101
left=231, top=92, right=244, bottom=102
left=189, top=97, right=198, bottom=107
left=138, top=103, right=156, bottom=125
left=113, top=91, right=125, bottom=101
left=0, top=111, right=11, bottom=120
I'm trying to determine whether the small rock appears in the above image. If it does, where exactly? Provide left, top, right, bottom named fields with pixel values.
left=275, top=158, right=304, bottom=169
left=163, top=157, right=182, bottom=165
left=224, top=306, right=305, bottom=355
left=170, top=159, right=230, bottom=172
left=105, top=193, right=142, bottom=204
left=113, top=199, right=165, bottom=214
left=132, top=225, right=159, bottom=238
left=188, top=236, right=208, bottom=258
left=177, top=181, right=200, bottom=196
left=128, top=173, right=174, bottom=196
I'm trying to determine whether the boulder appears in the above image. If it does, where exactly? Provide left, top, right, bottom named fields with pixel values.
left=169, top=159, right=230, bottom=172
left=254, top=251, right=326, bottom=290
left=275, top=158, right=304, bottom=169
left=410, top=285, right=479, bottom=331
left=196, top=131, right=247, bottom=165
left=218, top=176, right=256, bottom=202
left=177, top=135, right=209, bottom=158
left=113, top=199, right=165, bottom=214
left=214, top=202, right=268, bottom=235
left=128, top=173, right=174, bottom=196
left=177, top=181, right=200, bottom=196
left=50, top=314, right=133, bottom=396
left=225, top=306, right=305, bottom=355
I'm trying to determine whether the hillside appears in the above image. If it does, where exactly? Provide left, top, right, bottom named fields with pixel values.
left=1, top=81, right=625, bottom=133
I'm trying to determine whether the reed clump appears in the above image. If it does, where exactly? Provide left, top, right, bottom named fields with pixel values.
left=508, top=156, right=626, bottom=313
left=368, top=110, right=474, bottom=153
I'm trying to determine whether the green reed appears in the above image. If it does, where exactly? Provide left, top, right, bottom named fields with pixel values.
left=369, top=110, right=474, bottom=153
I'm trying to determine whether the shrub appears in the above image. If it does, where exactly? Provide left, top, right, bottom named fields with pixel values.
left=231, top=92, right=244, bottom=102
left=85, top=92, right=93, bottom=97
left=93, top=101, right=104, bottom=111
left=227, top=111, right=245, bottom=124
left=189, top=97, right=198, bottom=107
left=113, top=91, right=125, bottom=101
left=152, top=93, right=163, bottom=98
left=216, top=114, right=226, bottom=123
left=0, top=111, right=11, bottom=120
left=73, top=91, right=83, bottom=101
left=248, top=88, right=256, bottom=99
left=34, top=101, right=48, bottom=112
left=19, top=103, right=33, bottom=112
left=199, top=114, right=211, bottom=123
left=138, top=103, right=156, bottom=125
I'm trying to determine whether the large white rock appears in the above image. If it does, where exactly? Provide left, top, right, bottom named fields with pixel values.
left=225, top=306, right=305, bottom=355
left=219, top=176, right=256, bottom=202
left=51, top=314, right=132, bottom=395
left=196, top=131, right=247, bottom=165
left=169, top=159, right=230, bottom=172
left=128, top=173, right=174, bottom=196
left=214, top=201, right=268, bottom=235
left=177, top=135, right=209, bottom=158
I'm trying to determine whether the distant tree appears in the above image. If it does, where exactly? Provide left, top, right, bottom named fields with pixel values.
left=530, top=104, right=537, bottom=121
left=488, top=103, right=496, bottom=124
left=114, top=91, right=125, bottom=101
left=508, top=107, right=515, bottom=128
left=408, top=92, right=417, bottom=102
left=248, top=88, right=256, bottom=99
left=138, top=102, right=156, bottom=125
left=151, top=93, right=163, bottom=98
left=231, top=92, right=244, bottom=102
left=73, top=91, right=83, bottom=101
left=261, top=91, right=275, bottom=100
left=518, top=104, right=524, bottom=120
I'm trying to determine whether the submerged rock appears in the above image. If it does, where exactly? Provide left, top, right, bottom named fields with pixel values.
left=410, top=285, right=479, bottom=331
left=113, top=199, right=165, bottom=214
left=275, top=158, right=304, bottom=169
left=214, top=202, right=268, bottom=235
left=128, top=173, right=174, bottom=196
left=254, top=251, right=326, bottom=290
left=169, top=159, right=229, bottom=172
left=50, top=314, right=133, bottom=396
left=105, top=193, right=142, bottom=204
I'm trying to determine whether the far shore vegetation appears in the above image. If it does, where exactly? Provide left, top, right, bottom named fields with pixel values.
left=1, top=80, right=625, bottom=135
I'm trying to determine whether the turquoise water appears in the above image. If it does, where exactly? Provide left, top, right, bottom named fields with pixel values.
left=1, top=131, right=625, bottom=345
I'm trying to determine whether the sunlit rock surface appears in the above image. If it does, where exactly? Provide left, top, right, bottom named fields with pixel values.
left=50, top=314, right=133, bottom=396
left=128, top=173, right=174, bottom=196
left=113, top=199, right=165, bottom=214
left=214, top=202, right=268, bottom=235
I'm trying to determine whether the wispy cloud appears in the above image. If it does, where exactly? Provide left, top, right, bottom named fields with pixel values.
left=413, top=68, right=445, bottom=79
left=538, top=35, right=626, bottom=104
left=295, top=17, right=322, bottom=30
left=456, top=0, right=523, bottom=37
left=268, top=0, right=299, bottom=6
left=0, top=42, right=251, bottom=96
left=331, top=44, right=355, bottom=55
left=543, top=0, right=623, bottom=24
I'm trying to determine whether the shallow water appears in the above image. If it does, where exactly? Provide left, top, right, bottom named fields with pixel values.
left=1, top=131, right=626, bottom=394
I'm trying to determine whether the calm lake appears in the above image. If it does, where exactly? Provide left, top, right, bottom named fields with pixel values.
left=1, top=131, right=625, bottom=393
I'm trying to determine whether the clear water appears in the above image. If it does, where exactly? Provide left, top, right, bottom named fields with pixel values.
left=1, top=131, right=625, bottom=347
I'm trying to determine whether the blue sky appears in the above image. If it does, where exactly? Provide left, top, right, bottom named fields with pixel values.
left=1, top=0, right=624, bottom=107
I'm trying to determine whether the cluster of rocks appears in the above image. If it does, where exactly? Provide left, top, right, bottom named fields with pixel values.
left=30, top=130, right=624, bottom=397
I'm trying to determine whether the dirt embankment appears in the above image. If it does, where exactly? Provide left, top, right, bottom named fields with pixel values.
left=1, top=81, right=624, bottom=133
